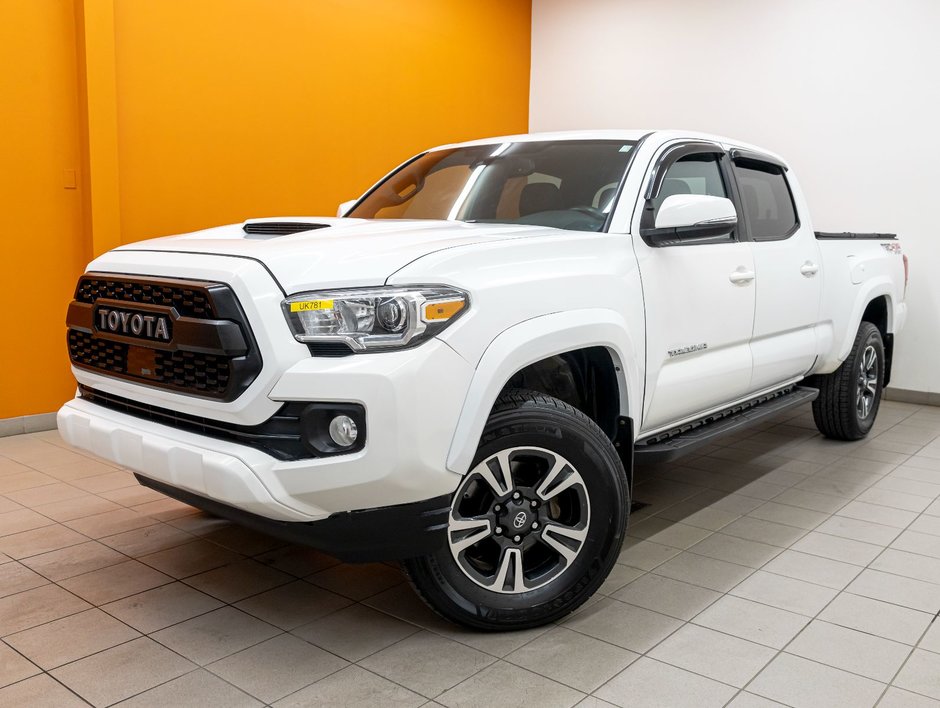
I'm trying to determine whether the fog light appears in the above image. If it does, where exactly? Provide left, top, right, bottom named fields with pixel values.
left=328, top=415, right=358, bottom=447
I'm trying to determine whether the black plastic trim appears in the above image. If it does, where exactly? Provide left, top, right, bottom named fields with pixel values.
left=730, top=148, right=789, bottom=171
left=78, top=386, right=366, bottom=461
left=243, top=222, right=331, bottom=235
left=136, top=475, right=451, bottom=562
left=815, top=232, right=898, bottom=240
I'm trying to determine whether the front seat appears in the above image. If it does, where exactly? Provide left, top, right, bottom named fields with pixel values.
left=519, top=183, right=560, bottom=216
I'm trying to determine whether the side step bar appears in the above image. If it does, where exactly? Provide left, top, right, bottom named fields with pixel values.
left=634, top=385, right=819, bottom=464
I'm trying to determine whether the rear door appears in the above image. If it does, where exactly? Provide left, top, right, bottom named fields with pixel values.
left=634, top=142, right=757, bottom=434
left=729, top=150, right=821, bottom=390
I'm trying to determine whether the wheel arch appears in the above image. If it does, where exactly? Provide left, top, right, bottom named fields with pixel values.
left=445, top=309, right=641, bottom=476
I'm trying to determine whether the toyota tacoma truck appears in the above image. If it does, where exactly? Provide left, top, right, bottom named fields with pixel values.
left=58, top=130, right=909, bottom=630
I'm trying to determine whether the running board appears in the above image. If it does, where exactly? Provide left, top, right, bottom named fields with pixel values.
left=634, top=386, right=819, bottom=464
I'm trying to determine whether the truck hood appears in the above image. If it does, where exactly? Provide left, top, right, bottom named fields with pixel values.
left=115, top=217, right=556, bottom=293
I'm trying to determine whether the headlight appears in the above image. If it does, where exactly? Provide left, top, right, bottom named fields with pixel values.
left=282, top=286, right=468, bottom=351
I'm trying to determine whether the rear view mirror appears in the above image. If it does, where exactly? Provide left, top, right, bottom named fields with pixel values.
left=337, top=199, right=357, bottom=217
left=641, top=194, right=737, bottom=246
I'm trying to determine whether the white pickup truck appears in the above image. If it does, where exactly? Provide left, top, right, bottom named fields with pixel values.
left=59, top=130, right=908, bottom=630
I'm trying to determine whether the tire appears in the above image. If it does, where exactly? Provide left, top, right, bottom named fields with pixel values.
left=403, top=388, right=630, bottom=631
left=812, top=322, right=885, bottom=441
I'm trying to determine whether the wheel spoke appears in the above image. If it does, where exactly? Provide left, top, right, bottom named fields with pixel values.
left=536, top=457, right=584, bottom=501
left=866, top=379, right=878, bottom=395
left=541, top=523, right=588, bottom=564
left=473, top=450, right=514, bottom=498
left=864, top=346, right=876, bottom=372
left=448, top=517, right=492, bottom=554
left=492, top=547, right=525, bottom=593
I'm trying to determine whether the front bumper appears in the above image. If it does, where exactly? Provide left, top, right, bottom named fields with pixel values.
left=58, top=338, right=474, bottom=528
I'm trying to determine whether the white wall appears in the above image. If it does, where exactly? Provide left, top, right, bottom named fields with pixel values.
left=530, top=0, right=940, bottom=395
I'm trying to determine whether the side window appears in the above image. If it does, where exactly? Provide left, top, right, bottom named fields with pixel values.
left=733, top=161, right=798, bottom=241
left=652, top=153, right=727, bottom=218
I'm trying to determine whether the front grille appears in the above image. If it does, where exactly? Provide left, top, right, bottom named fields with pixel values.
left=75, top=277, right=214, bottom=318
left=67, top=274, right=261, bottom=401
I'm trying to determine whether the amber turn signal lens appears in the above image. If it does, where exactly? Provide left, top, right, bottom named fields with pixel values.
left=423, top=300, right=465, bottom=321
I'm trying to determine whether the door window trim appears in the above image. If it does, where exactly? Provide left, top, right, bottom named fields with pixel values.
left=729, top=152, right=801, bottom=242
left=639, top=141, right=747, bottom=247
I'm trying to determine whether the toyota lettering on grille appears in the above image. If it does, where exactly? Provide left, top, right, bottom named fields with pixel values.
left=94, top=305, right=172, bottom=343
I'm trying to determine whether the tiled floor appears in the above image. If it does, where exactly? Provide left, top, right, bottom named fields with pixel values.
left=1, top=400, right=939, bottom=707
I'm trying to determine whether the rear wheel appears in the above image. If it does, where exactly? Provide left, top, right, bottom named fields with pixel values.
left=812, top=322, right=884, bottom=440
left=403, top=389, right=630, bottom=630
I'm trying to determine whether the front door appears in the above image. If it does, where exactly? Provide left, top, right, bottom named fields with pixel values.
left=634, top=143, right=757, bottom=434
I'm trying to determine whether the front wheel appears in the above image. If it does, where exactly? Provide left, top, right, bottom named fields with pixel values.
left=812, top=321, right=885, bottom=440
left=403, top=389, right=630, bottom=631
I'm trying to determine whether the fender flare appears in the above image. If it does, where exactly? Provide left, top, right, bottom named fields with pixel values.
left=836, top=279, right=895, bottom=363
left=444, top=309, right=642, bottom=475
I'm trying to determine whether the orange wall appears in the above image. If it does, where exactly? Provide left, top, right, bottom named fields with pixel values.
left=0, top=0, right=87, bottom=418
left=113, top=0, right=532, bottom=241
left=0, top=0, right=531, bottom=420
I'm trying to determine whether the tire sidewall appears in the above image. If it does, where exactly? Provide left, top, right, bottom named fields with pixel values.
left=416, top=401, right=628, bottom=629
left=852, top=325, right=885, bottom=436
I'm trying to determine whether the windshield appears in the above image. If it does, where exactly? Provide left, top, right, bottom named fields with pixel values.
left=348, top=140, right=637, bottom=232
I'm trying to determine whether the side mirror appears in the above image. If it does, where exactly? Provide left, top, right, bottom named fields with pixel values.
left=642, top=194, right=737, bottom=246
left=337, top=199, right=357, bottom=217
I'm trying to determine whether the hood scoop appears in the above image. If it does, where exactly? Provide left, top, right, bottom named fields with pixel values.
left=243, top=221, right=331, bottom=236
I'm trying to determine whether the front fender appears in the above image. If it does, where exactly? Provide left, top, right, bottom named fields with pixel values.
left=444, top=309, right=641, bottom=475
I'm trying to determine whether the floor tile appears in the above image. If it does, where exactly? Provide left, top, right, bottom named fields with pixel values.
left=33, top=496, right=123, bottom=523
left=597, top=563, right=645, bottom=595
left=748, top=503, right=828, bottom=530
left=21, top=540, right=125, bottom=581
left=726, top=692, right=789, bottom=707
left=100, top=523, right=193, bottom=557
left=688, top=533, right=782, bottom=568
left=847, top=569, right=940, bottom=614
left=627, top=517, right=713, bottom=549
left=814, top=515, right=901, bottom=546
left=721, top=515, right=808, bottom=547
left=0, top=673, right=88, bottom=707
left=437, top=660, right=584, bottom=708
left=60, top=559, right=173, bottom=605
left=617, top=539, right=681, bottom=570
left=0, top=508, right=54, bottom=536
left=51, top=636, right=195, bottom=707
left=183, top=558, right=293, bottom=603
left=651, top=551, right=754, bottom=592
left=0, top=524, right=88, bottom=560
left=892, top=530, right=940, bottom=560
left=292, top=603, right=419, bottom=662
left=5, top=607, right=139, bottom=669
left=505, top=626, right=638, bottom=693
left=595, top=656, right=737, bottom=708
left=878, top=686, right=940, bottom=708
left=561, top=597, right=682, bottom=653
left=790, top=531, right=884, bottom=566
left=151, top=606, right=281, bottom=665
left=836, top=501, right=919, bottom=529
left=786, top=619, right=910, bottom=682
left=761, top=549, right=862, bottom=589
left=693, top=594, right=809, bottom=649
left=115, top=668, right=262, bottom=707
left=894, top=649, right=940, bottom=701
left=749, top=652, right=884, bottom=707
left=138, top=539, right=242, bottom=579
left=307, top=561, right=404, bottom=600
left=649, top=623, right=775, bottom=687
left=0, top=640, right=40, bottom=687
left=359, top=630, right=494, bottom=698
left=0, top=583, right=90, bottom=636
left=920, top=617, right=940, bottom=653
left=856, top=487, right=932, bottom=513
left=730, top=570, right=837, bottom=616
left=0, top=561, right=48, bottom=597
left=274, top=664, right=423, bottom=707
left=769, top=489, right=848, bottom=514
left=235, top=580, right=353, bottom=630
left=612, top=573, right=720, bottom=620
left=872, top=549, right=940, bottom=585
left=102, top=581, right=223, bottom=633
left=208, top=633, right=347, bottom=703
left=818, top=593, right=934, bottom=645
